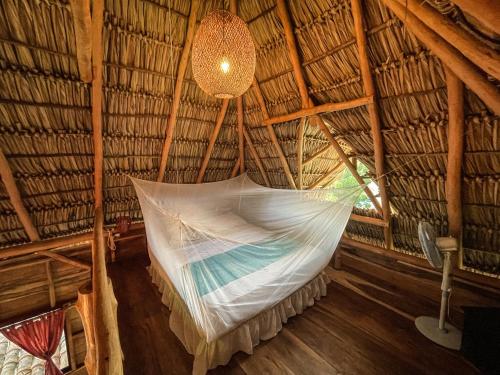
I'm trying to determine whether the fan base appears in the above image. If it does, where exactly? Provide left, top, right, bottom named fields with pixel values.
left=415, top=316, right=462, bottom=350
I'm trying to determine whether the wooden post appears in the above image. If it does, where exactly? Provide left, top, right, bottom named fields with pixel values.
left=157, top=0, right=200, bottom=182
left=392, top=0, right=500, bottom=81
left=445, top=67, right=465, bottom=268
left=252, top=79, right=296, bottom=189
left=0, top=148, right=40, bottom=241
left=351, top=0, right=392, bottom=249
left=65, top=311, right=78, bottom=370
left=76, top=282, right=96, bottom=375
left=318, top=120, right=383, bottom=215
left=381, top=0, right=500, bottom=115
left=243, top=128, right=271, bottom=187
left=237, top=97, right=245, bottom=174
left=69, top=0, right=92, bottom=82
left=45, top=261, right=56, bottom=308
left=197, top=99, right=230, bottom=183
left=296, top=118, right=306, bottom=189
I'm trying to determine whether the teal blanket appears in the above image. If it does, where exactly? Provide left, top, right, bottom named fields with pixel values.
left=189, top=238, right=299, bottom=297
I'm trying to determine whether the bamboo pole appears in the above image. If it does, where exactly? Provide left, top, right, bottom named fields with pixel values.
left=307, top=161, right=343, bottom=189
left=351, top=0, right=392, bottom=249
left=318, top=120, right=383, bottom=215
left=230, top=157, right=241, bottom=178
left=252, top=79, right=296, bottom=188
left=262, top=96, right=373, bottom=126
left=451, top=0, right=500, bottom=36
left=0, top=148, right=40, bottom=241
left=445, top=67, right=465, bottom=268
left=45, top=262, right=56, bottom=308
left=69, top=0, right=92, bottom=82
left=296, top=118, right=306, bottom=189
left=91, top=0, right=104, bottom=209
left=303, top=144, right=330, bottom=165
left=381, top=0, right=500, bottom=115
left=157, top=0, right=200, bottom=182
left=237, top=96, right=245, bottom=173
left=243, top=128, right=271, bottom=187
left=197, top=99, right=230, bottom=183
left=392, top=0, right=500, bottom=81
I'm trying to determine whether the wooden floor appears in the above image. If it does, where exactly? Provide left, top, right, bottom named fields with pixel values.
left=108, top=253, right=478, bottom=375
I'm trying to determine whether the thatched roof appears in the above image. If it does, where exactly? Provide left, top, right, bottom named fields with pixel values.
left=0, top=0, right=498, bottom=277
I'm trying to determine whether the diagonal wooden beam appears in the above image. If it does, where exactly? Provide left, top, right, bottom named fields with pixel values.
left=451, top=0, right=500, bottom=36
left=296, top=118, right=306, bottom=189
left=381, top=0, right=500, bottom=115
left=318, top=119, right=383, bottom=215
left=230, top=156, right=241, bottom=178
left=197, top=99, right=230, bottom=183
left=0, top=148, right=40, bottom=241
left=392, top=0, right=500, bottom=81
left=69, top=0, right=92, bottom=83
left=303, top=144, right=330, bottom=165
left=444, top=67, right=465, bottom=268
left=252, top=78, right=296, bottom=189
left=237, top=96, right=245, bottom=174
left=157, top=0, right=200, bottom=182
left=243, top=128, right=271, bottom=187
left=262, top=96, right=373, bottom=126
left=37, top=250, right=92, bottom=271
left=351, top=0, right=392, bottom=249
left=307, top=161, right=343, bottom=190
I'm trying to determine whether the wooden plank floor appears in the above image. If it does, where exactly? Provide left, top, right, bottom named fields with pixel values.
left=108, top=253, right=478, bottom=375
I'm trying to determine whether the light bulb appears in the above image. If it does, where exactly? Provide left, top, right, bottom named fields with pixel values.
left=220, top=59, right=230, bottom=74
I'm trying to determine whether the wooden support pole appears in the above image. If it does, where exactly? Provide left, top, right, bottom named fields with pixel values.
left=381, top=0, right=500, bottom=115
left=351, top=0, right=392, bottom=249
left=318, top=120, right=383, bottom=215
left=45, top=261, right=56, bottom=308
left=350, top=214, right=389, bottom=227
left=252, top=79, right=296, bottom=188
left=296, top=118, right=306, bottom=189
left=91, top=0, right=104, bottom=209
left=451, top=0, right=500, bottom=36
left=38, top=250, right=92, bottom=271
left=445, top=67, right=465, bottom=267
left=157, top=0, right=200, bottom=182
left=69, top=0, right=92, bottom=82
left=243, top=128, right=271, bottom=187
left=0, top=148, right=40, bottom=241
left=230, top=157, right=241, bottom=178
left=237, top=96, right=245, bottom=174
left=76, top=282, right=96, bottom=375
left=308, top=161, right=343, bottom=190
left=262, top=96, right=373, bottom=126
left=197, top=99, right=230, bottom=183
left=392, top=0, right=500, bottom=80
left=303, top=144, right=330, bottom=165
left=65, top=312, right=78, bottom=370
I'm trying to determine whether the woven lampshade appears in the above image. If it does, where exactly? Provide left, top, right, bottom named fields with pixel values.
left=192, top=10, right=256, bottom=99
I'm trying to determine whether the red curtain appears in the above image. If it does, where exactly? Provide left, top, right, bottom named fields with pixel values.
left=1, top=309, right=65, bottom=375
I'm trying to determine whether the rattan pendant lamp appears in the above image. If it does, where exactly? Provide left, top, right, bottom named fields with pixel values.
left=191, top=10, right=256, bottom=99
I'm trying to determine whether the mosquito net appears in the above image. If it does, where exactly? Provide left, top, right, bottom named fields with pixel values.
left=131, top=173, right=360, bottom=342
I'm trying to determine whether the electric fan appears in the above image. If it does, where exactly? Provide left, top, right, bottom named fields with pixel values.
left=415, top=221, right=462, bottom=350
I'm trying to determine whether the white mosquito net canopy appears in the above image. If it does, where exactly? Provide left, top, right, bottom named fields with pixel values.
left=131, top=173, right=360, bottom=342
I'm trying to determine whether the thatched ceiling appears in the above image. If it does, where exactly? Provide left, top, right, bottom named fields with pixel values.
left=0, top=0, right=498, bottom=276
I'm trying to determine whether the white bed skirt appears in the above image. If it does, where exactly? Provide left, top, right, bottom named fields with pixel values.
left=149, top=260, right=330, bottom=374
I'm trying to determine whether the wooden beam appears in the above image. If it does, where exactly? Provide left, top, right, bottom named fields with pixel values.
left=65, top=313, right=78, bottom=370
left=37, top=250, right=92, bottom=271
left=392, top=0, right=500, bottom=81
left=381, top=0, right=500, bottom=115
left=307, top=161, right=343, bottom=189
left=296, top=118, right=306, bottom=189
left=76, top=282, right=96, bottom=375
left=243, top=128, right=271, bottom=187
left=451, top=0, right=500, bottom=36
left=350, top=214, right=389, bottom=227
left=445, top=67, right=465, bottom=267
left=351, top=0, right=392, bottom=249
left=303, top=144, right=330, bottom=165
left=0, top=148, right=40, bottom=241
left=252, top=79, right=297, bottom=189
left=69, top=0, right=92, bottom=82
left=317, top=120, right=383, bottom=215
left=91, top=0, right=104, bottom=208
left=157, top=0, right=200, bottom=182
left=237, top=96, right=245, bottom=173
left=262, top=97, right=373, bottom=126
left=196, top=99, right=230, bottom=183
left=45, top=261, right=56, bottom=308
left=230, top=157, right=241, bottom=178
left=276, top=0, right=309, bottom=106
